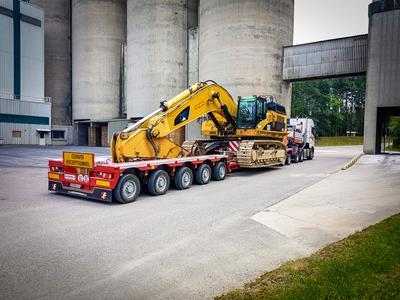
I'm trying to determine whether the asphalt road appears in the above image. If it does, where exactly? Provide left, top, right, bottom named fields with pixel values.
left=0, top=145, right=361, bottom=300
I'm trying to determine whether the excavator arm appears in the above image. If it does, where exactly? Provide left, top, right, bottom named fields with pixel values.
left=111, top=81, right=238, bottom=162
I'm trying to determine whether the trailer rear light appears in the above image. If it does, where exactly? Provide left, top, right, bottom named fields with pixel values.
left=97, top=172, right=113, bottom=179
left=48, top=173, right=60, bottom=180
left=49, top=166, right=63, bottom=172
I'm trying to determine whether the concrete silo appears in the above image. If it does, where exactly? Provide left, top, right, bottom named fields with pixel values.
left=127, top=0, right=193, bottom=145
left=30, top=0, right=73, bottom=144
left=199, top=0, right=294, bottom=115
left=72, top=0, right=126, bottom=122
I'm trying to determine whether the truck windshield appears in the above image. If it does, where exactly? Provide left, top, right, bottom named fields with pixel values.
left=237, top=99, right=256, bottom=129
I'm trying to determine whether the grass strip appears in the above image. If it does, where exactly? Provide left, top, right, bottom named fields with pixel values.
left=216, top=214, right=400, bottom=300
left=316, top=136, right=363, bottom=147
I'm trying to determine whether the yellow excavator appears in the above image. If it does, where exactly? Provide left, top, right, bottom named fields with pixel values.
left=48, top=81, right=289, bottom=204
left=111, top=81, right=288, bottom=168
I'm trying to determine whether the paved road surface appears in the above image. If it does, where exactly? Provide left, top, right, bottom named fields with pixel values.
left=0, top=145, right=361, bottom=299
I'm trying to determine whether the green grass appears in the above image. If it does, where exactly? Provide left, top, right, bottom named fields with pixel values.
left=216, top=214, right=400, bottom=300
left=316, top=136, right=363, bottom=147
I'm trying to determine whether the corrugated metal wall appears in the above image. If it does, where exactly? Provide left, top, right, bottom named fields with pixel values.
left=0, top=98, right=51, bottom=144
left=283, top=35, right=368, bottom=81
left=0, top=1, right=13, bottom=99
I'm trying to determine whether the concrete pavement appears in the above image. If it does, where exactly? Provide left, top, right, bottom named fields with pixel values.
left=1, top=145, right=398, bottom=299
left=252, top=154, right=400, bottom=249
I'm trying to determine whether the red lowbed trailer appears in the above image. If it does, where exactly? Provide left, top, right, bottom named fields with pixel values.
left=48, top=152, right=238, bottom=203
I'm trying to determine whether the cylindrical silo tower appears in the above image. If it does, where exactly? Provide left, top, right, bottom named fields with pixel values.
left=30, top=0, right=72, bottom=126
left=199, top=0, right=294, bottom=115
left=72, top=0, right=126, bottom=121
left=127, top=0, right=190, bottom=145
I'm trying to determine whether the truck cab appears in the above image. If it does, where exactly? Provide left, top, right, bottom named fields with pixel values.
left=287, top=118, right=316, bottom=163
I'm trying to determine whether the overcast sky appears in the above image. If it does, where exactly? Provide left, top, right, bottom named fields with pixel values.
left=294, top=0, right=372, bottom=44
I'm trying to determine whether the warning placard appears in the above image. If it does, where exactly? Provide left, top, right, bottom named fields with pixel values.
left=63, top=152, right=94, bottom=169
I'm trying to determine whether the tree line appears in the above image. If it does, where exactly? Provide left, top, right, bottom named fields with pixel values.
left=291, top=76, right=366, bottom=137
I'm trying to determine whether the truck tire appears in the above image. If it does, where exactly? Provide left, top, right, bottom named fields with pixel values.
left=285, top=154, right=291, bottom=165
left=148, top=169, right=170, bottom=196
left=113, top=173, right=141, bottom=204
left=212, top=161, right=227, bottom=181
left=307, top=147, right=314, bottom=160
left=195, top=164, right=212, bottom=185
left=293, top=151, right=299, bottom=163
left=174, top=167, right=193, bottom=190
left=299, top=149, right=304, bottom=162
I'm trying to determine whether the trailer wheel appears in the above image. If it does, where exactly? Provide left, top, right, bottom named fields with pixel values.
left=175, top=167, right=193, bottom=190
left=285, top=154, right=291, bottom=165
left=299, top=150, right=304, bottom=162
left=307, top=147, right=314, bottom=160
left=212, top=161, right=227, bottom=181
left=195, top=164, right=212, bottom=185
left=114, top=174, right=141, bottom=204
left=148, top=170, right=170, bottom=196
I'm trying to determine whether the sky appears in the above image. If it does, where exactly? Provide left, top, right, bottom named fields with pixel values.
left=294, top=0, right=372, bottom=44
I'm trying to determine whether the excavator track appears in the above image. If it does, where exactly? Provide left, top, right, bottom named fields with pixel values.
left=236, top=140, right=286, bottom=168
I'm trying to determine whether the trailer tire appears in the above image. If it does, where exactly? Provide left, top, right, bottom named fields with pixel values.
left=175, top=167, right=193, bottom=190
left=212, top=161, right=227, bottom=181
left=148, top=170, right=170, bottom=196
left=195, top=164, right=212, bottom=185
left=114, top=174, right=141, bottom=204
left=307, top=147, right=314, bottom=160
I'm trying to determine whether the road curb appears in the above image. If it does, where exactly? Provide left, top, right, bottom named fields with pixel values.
left=341, top=154, right=363, bottom=170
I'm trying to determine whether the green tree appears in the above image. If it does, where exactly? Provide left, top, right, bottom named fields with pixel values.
left=291, top=76, right=366, bottom=136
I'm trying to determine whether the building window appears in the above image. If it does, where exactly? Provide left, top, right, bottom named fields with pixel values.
left=12, top=131, right=22, bottom=138
left=52, top=130, right=65, bottom=140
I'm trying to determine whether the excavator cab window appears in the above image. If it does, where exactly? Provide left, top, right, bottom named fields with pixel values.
left=237, top=97, right=257, bottom=129
left=237, top=96, right=266, bottom=129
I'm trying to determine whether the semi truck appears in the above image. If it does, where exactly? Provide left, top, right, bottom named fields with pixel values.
left=48, top=81, right=314, bottom=203
left=286, top=118, right=316, bottom=163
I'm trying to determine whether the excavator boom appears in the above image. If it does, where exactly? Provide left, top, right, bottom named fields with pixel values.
left=111, top=81, right=238, bottom=163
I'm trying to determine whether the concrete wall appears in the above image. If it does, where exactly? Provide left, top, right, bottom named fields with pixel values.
left=199, top=0, right=294, bottom=115
left=126, top=0, right=188, bottom=119
left=364, top=4, right=400, bottom=154
left=127, top=0, right=191, bottom=145
left=186, top=26, right=203, bottom=140
left=283, top=35, right=368, bottom=81
left=72, top=0, right=126, bottom=121
left=31, top=0, right=72, bottom=127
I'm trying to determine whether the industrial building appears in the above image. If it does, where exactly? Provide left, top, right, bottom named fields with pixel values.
left=1, top=0, right=399, bottom=153
left=0, top=0, right=51, bottom=145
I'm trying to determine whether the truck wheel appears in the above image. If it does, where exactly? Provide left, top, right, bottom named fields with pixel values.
left=114, top=174, right=141, bottom=204
left=195, top=164, right=212, bottom=185
left=175, top=167, right=193, bottom=190
left=285, top=154, right=291, bottom=165
left=148, top=170, right=170, bottom=196
left=293, top=151, right=299, bottom=163
left=212, top=161, right=227, bottom=181
left=307, top=147, right=314, bottom=160
left=299, top=150, right=304, bottom=162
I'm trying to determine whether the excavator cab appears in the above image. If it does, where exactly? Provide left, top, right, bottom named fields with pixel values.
left=237, top=95, right=286, bottom=131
